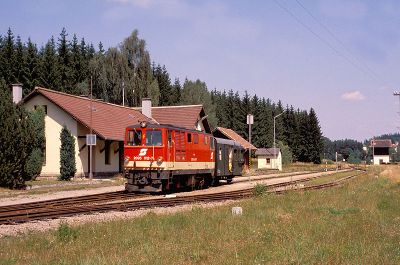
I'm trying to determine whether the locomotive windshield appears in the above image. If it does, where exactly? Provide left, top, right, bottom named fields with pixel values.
left=127, top=129, right=142, bottom=146
left=146, top=130, right=162, bottom=146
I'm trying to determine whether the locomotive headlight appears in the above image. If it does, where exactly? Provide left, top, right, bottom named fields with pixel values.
left=140, top=121, right=147, bottom=128
left=156, top=156, right=164, bottom=166
left=124, top=156, right=130, bottom=165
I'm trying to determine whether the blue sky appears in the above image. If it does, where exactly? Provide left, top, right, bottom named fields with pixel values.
left=1, top=0, right=400, bottom=141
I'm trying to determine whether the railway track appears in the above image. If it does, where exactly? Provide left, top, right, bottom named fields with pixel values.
left=0, top=170, right=363, bottom=225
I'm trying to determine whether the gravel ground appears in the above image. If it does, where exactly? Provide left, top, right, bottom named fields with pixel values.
left=0, top=170, right=344, bottom=237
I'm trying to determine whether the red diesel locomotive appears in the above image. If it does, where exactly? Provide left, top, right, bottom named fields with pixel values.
left=124, top=122, right=244, bottom=192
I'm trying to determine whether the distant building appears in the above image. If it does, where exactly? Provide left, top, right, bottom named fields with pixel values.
left=255, top=148, right=282, bottom=171
left=213, top=127, right=256, bottom=169
left=19, top=86, right=211, bottom=177
left=370, top=139, right=395, bottom=165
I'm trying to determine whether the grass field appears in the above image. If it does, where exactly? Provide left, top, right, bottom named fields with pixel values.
left=1, top=168, right=400, bottom=264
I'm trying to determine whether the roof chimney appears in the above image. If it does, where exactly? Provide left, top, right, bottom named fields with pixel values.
left=142, top=98, right=152, bottom=118
left=12, top=84, right=23, bottom=104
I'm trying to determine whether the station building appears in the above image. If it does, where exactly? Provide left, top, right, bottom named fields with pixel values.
left=255, top=148, right=282, bottom=171
left=17, top=85, right=211, bottom=177
left=370, top=139, right=395, bottom=165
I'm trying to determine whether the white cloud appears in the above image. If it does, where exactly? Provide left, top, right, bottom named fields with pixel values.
left=341, top=90, right=365, bottom=101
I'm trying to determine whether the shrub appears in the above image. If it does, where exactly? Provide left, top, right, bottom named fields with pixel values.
left=59, top=126, right=76, bottom=180
left=254, top=183, right=267, bottom=196
left=56, top=223, right=78, bottom=242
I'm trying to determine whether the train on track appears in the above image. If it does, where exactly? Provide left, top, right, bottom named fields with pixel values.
left=124, top=122, right=245, bottom=192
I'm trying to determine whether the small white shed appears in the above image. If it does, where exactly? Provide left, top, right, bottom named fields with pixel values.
left=255, top=148, right=282, bottom=171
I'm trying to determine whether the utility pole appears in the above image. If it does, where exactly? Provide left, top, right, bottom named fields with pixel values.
left=273, top=111, right=285, bottom=170
left=89, top=76, right=93, bottom=181
left=247, top=114, right=254, bottom=170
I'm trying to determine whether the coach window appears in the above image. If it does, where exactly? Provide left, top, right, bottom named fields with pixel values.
left=194, top=134, right=199, bottom=144
left=219, top=147, right=222, bottom=160
left=127, top=130, right=142, bottom=146
left=187, top=133, right=192, bottom=143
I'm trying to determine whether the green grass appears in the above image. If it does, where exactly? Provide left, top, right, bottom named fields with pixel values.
left=304, top=170, right=357, bottom=186
left=1, top=172, right=400, bottom=264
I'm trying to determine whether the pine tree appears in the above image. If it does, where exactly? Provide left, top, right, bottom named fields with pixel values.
left=59, top=126, right=76, bottom=180
left=40, top=37, right=61, bottom=90
left=2, top=28, right=16, bottom=85
left=14, top=36, right=24, bottom=83
left=57, top=28, right=72, bottom=93
left=307, top=108, right=323, bottom=163
left=171, top=78, right=181, bottom=104
left=22, top=38, right=40, bottom=95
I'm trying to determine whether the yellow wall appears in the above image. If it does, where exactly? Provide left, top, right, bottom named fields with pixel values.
left=25, top=95, right=120, bottom=177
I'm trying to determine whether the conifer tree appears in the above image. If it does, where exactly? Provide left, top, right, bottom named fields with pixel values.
left=40, top=37, right=61, bottom=90
left=22, top=38, right=40, bottom=95
left=2, top=28, right=16, bottom=85
left=59, top=126, right=76, bottom=180
left=57, top=28, right=72, bottom=93
left=171, top=78, right=181, bottom=104
left=307, top=108, right=323, bottom=163
left=14, top=36, right=24, bottom=83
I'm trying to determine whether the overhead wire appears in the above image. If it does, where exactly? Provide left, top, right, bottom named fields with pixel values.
left=272, top=0, right=388, bottom=86
left=294, top=0, right=390, bottom=87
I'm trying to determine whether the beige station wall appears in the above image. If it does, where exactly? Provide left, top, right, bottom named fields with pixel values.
left=25, top=95, right=121, bottom=177
left=257, top=153, right=282, bottom=171
left=24, top=95, right=82, bottom=176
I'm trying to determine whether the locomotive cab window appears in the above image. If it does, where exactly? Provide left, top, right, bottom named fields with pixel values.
left=187, top=133, right=192, bottom=143
left=146, top=130, right=162, bottom=146
left=127, top=130, right=142, bottom=146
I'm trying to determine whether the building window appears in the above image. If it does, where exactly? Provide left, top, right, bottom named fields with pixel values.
left=105, top=141, right=111, bottom=165
left=34, top=105, right=47, bottom=114
left=266, top=158, right=271, bottom=164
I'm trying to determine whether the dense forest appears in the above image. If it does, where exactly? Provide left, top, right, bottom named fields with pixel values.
left=0, top=28, right=324, bottom=163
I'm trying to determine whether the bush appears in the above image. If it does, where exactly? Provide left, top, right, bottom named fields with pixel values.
left=254, top=183, right=267, bottom=196
left=59, top=126, right=76, bottom=180
left=56, top=223, right=78, bottom=242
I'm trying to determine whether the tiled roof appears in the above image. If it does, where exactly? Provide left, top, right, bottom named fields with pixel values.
left=24, top=87, right=151, bottom=141
left=135, top=105, right=211, bottom=133
left=255, top=148, right=280, bottom=157
left=214, top=127, right=256, bottom=150
left=370, top=139, right=394, bottom=148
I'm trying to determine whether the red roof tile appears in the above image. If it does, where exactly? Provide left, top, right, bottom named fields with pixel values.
left=24, top=87, right=151, bottom=141
left=370, top=139, right=394, bottom=148
left=214, top=127, right=256, bottom=150
left=135, top=105, right=211, bottom=133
